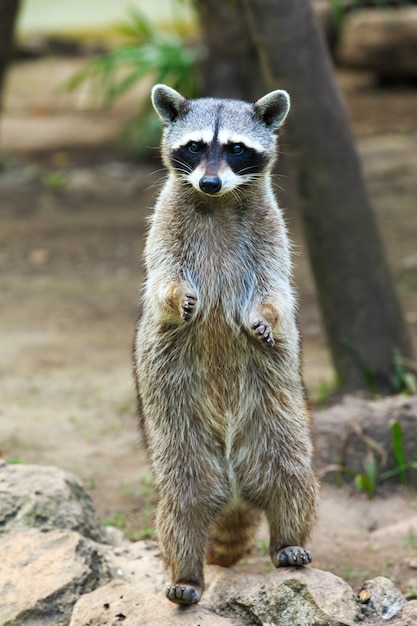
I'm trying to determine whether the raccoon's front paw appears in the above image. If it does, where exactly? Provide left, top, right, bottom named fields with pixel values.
left=252, top=320, right=275, bottom=347
left=181, top=293, right=197, bottom=321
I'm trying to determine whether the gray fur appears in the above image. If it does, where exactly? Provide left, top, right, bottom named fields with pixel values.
left=255, top=89, right=291, bottom=130
left=133, top=84, right=319, bottom=606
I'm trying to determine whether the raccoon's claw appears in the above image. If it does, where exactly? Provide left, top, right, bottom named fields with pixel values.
left=166, top=583, right=202, bottom=605
left=252, top=320, right=275, bottom=347
left=274, top=546, right=312, bottom=567
left=181, top=293, right=197, bottom=321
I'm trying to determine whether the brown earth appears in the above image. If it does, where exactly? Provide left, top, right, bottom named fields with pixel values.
left=1, top=57, right=417, bottom=596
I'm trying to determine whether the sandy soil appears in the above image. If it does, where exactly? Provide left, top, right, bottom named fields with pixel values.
left=1, top=57, right=417, bottom=595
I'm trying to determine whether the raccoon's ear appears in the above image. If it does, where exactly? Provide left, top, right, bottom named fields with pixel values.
left=254, top=90, right=290, bottom=131
left=151, top=84, right=187, bottom=125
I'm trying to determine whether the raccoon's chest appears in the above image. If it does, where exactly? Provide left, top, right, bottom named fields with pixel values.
left=182, top=215, right=255, bottom=316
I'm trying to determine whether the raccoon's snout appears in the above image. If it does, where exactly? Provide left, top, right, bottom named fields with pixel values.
left=199, top=175, right=222, bottom=195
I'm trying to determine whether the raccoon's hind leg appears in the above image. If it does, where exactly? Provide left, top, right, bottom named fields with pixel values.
left=147, top=410, right=228, bottom=605
left=265, top=467, right=318, bottom=569
left=206, top=499, right=261, bottom=567
left=234, top=412, right=319, bottom=570
left=154, top=452, right=226, bottom=605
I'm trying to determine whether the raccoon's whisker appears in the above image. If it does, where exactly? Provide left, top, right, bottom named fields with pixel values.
left=230, top=188, right=243, bottom=209
left=235, top=166, right=265, bottom=177
left=150, top=167, right=168, bottom=177
left=277, top=143, right=293, bottom=157
left=172, top=157, right=193, bottom=174
left=144, top=173, right=168, bottom=197
left=172, top=181, right=194, bottom=203
left=269, top=178, right=288, bottom=196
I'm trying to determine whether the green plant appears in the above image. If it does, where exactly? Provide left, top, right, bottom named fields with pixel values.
left=391, top=353, right=417, bottom=395
left=332, top=418, right=417, bottom=498
left=103, top=511, right=128, bottom=530
left=340, top=566, right=363, bottom=580
left=7, top=456, right=24, bottom=464
left=41, top=171, right=68, bottom=191
left=138, top=527, right=156, bottom=539
left=391, top=420, right=406, bottom=486
left=312, top=375, right=340, bottom=408
left=354, top=451, right=378, bottom=499
left=402, top=529, right=417, bottom=549
left=66, top=4, right=203, bottom=155
left=327, top=0, right=345, bottom=31
left=340, top=339, right=417, bottom=396
left=381, top=420, right=417, bottom=485
left=255, top=540, right=269, bottom=557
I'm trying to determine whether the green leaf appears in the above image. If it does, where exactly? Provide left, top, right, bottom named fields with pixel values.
left=63, top=0, right=201, bottom=155
left=391, top=420, right=407, bottom=486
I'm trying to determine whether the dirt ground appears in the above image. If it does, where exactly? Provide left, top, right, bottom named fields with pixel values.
left=1, top=57, right=417, bottom=596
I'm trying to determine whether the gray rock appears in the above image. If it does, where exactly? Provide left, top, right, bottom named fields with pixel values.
left=371, top=515, right=417, bottom=544
left=314, top=395, right=417, bottom=484
left=69, top=579, right=234, bottom=626
left=391, top=600, right=417, bottom=626
left=204, top=566, right=360, bottom=626
left=0, top=528, right=111, bottom=626
left=337, top=8, right=417, bottom=78
left=103, top=539, right=166, bottom=595
left=359, top=576, right=407, bottom=621
left=0, top=462, right=106, bottom=541
left=1, top=462, right=413, bottom=626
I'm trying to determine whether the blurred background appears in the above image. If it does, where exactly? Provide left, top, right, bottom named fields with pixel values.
left=1, top=0, right=417, bottom=557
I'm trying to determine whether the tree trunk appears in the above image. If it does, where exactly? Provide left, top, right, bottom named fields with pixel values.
left=197, top=0, right=264, bottom=99
left=195, top=0, right=413, bottom=393
left=240, top=0, right=412, bottom=393
left=0, top=0, right=20, bottom=111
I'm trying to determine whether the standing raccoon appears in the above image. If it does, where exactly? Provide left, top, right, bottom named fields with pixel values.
left=133, top=84, right=319, bottom=606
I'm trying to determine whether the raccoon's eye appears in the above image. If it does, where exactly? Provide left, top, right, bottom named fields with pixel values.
left=187, top=141, right=202, bottom=153
left=229, top=143, right=245, bottom=155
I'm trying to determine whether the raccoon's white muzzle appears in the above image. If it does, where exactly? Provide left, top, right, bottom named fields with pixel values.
left=188, top=164, right=245, bottom=197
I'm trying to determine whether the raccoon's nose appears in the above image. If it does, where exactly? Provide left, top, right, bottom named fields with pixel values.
left=199, top=175, right=222, bottom=195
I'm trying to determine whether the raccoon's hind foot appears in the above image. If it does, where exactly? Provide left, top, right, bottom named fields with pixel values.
left=166, top=582, right=202, bottom=605
left=252, top=319, right=275, bottom=347
left=273, top=546, right=312, bottom=567
left=181, top=293, right=197, bottom=321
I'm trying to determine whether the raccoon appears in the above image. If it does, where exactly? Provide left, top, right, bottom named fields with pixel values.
left=133, top=84, right=319, bottom=605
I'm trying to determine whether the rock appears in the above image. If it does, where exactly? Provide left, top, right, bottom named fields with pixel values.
left=102, top=539, right=166, bottom=595
left=65, top=163, right=148, bottom=199
left=99, top=542, right=362, bottom=626
left=392, top=600, right=417, bottom=626
left=314, top=395, right=417, bottom=484
left=0, top=461, right=106, bottom=541
left=358, top=576, right=407, bottom=621
left=338, top=8, right=417, bottom=78
left=69, top=579, right=234, bottom=626
left=371, top=515, right=417, bottom=543
left=358, top=134, right=417, bottom=194
left=1, top=462, right=414, bottom=625
left=204, top=566, right=360, bottom=626
left=0, top=528, right=111, bottom=626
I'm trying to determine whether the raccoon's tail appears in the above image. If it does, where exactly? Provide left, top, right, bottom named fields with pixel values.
left=206, top=499, right=261, bottom=567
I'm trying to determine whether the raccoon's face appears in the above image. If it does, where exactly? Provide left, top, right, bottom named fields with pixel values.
left=151, top=85, right=290, bottom=197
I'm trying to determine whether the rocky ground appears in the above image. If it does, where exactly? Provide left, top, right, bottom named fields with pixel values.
left=1, top=461, right=417, bottom=625
left=0, top=54, right=417, bottom=613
